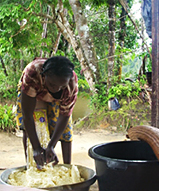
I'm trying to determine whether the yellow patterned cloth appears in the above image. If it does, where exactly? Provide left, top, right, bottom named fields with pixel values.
left=15, top=87, right=73, bottom=142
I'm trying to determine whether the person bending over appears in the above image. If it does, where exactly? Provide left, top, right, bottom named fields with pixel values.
left=16, top=56, right=78, bottom=168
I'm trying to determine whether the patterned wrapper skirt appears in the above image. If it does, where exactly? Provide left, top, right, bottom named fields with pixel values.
left=15, top=85, right=73, bottom=142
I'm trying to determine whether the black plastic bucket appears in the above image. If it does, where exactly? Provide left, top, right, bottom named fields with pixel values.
left=89, top=141, right=159, bottom=191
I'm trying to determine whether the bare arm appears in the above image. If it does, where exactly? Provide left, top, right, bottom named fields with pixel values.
left=21, top=90, right=45, bottom=167
left=49, top=114, right=69, bottom=148
left=45, top=114, right=69, bottom=164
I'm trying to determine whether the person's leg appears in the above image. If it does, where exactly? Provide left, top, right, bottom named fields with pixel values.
left=61, top=141, right=72, bottom=164
left=59, top=116, right=73, bottom=164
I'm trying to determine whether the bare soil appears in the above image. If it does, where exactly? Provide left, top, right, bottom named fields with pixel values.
left=0, top=129, right=126, bottom=191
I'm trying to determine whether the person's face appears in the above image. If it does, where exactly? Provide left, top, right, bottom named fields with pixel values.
left=44, top=75, right=70, bottom=93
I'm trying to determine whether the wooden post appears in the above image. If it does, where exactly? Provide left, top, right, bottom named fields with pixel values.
left=151, top=0, right=159, bottom=128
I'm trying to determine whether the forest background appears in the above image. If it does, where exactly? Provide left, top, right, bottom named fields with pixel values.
left=0, top=0, right=152, bottom=132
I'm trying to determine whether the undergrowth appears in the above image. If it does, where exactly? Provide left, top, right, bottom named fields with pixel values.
left=74, top=98, right=151, bottom=132
left=0, top=104, right=16, bottom=132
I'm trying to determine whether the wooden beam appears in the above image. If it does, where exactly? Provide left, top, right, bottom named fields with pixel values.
left=151, top=0, right=159, bottom=128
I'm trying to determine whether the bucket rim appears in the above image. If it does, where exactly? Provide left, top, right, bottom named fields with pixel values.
left=88, top=141, right=158, bottom=164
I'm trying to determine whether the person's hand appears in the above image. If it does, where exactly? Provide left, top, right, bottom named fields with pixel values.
left=45, top=146, right=59, bottom=166
left=33, top=147, right=45, bottom=169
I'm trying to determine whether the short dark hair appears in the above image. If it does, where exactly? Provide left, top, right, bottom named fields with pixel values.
left=42, top=56, right=74, bottom=78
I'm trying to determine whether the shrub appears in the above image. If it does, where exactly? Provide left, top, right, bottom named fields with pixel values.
left=75, top=98, right=151, bottom=131
left=0, top=104, right=16, bottom=132
left=0, top=70, right=19, bottom=100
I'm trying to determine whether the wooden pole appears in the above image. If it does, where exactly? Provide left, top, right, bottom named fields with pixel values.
left=151, top=0, right=159, bottom=128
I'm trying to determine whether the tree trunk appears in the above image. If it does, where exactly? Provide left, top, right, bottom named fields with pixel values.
left=68, top=0, right=100, bottom=84
left=117, top=6, right=126, bottom=81
left=0, top=56, right=8, bottom=76
left=107, top=0, right=116, bottom=89
left=33, top=1, right=98, bottom=92
left=50, top=31, right=62, bottom=57
left=19, top=50, right=24, bottom=71
left=141, top=17, right=146, bottom=75
left=138, top=18, right=147, bottom=77
left=53, top=0, right=97, bottom=92
left=151, top=0, right=159, bottom=128
left=40, top=5, right=50, bottom=58
left=20, top=59, right=24, bottom=71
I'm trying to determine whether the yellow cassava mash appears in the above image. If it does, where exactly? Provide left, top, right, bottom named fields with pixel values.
left=8, top=165, right=84, bottom=188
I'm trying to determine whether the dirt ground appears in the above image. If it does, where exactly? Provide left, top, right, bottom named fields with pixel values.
left=0, top=129, right=126, bottom=191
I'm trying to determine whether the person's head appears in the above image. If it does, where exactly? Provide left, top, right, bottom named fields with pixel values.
left=42, top=56, right=74, bottom=93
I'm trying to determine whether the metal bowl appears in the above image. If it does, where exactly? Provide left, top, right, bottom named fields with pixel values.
left=0, top=164, right=96, bottom=191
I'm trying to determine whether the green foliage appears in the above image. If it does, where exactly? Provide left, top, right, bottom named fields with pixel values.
left=0, top=1, right=58, bottom=101
left=78, top=79, right=90, bottom=91
left=0, top=1, right=54, bottom=59
left=0, top=0, right=151, bottom=106
left=90, top=82, right=107, bottom=109
left=0, top=71, right=19, bottom=100
left=0, top=54, right=22, bottom=100
left=0, top=3, right=36, bottom=55
left=108, top=80, right=141, bottom=99
left=91, top=77, right=147, bottom=110
left=0, top=104, right=16, bottom=132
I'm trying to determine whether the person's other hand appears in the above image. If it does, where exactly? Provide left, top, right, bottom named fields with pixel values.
left=45, top=146, right=59, bottom=166
left=33, top=147, right=45, bottom=169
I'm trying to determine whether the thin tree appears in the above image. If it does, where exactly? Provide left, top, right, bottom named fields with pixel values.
left=107, top=0, right=116, bottom=89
